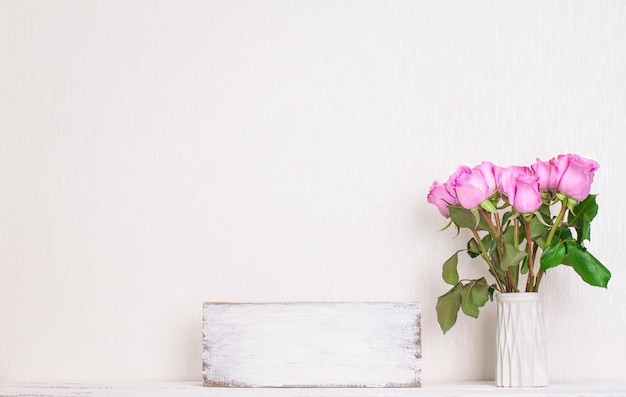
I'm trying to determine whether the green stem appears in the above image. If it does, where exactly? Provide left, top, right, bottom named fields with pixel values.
left=524, top=216, right=535, bottom=292
left=504, top=269, right=519, bottom=292
left=533, top=201, right=568, bottom=291
left=544, top=201, right=568, bottom=247
left=481, top=210, right=514, bottom=291
left=480, top=209, right=499, bottom=237
left=471, top=229, right=506, bottom=293
left=494, top=212, right=502, bottom=233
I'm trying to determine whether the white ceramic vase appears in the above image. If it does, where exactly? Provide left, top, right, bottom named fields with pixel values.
left=495, top=292, right=548, bottom=387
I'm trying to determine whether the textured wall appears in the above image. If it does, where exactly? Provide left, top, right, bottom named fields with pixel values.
left=1, top=0, right=625, bottom=383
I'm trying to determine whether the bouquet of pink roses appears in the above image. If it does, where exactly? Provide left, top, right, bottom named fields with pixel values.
left=427, top=153, right=611, bottom=333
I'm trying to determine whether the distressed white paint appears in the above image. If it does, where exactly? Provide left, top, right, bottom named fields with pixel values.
left=202, top=302, right=421, bottom=387
left=1, top=382, right=625, bottom=397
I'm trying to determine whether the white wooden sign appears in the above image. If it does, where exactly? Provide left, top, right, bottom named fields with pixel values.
left=202, top=302, right=421, bottom=388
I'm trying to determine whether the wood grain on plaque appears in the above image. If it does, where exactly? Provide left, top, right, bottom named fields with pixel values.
left=202, top=302, right=421, bottom=388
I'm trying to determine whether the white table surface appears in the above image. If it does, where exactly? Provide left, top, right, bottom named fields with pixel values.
left=1, top=381, right=625, bottom=397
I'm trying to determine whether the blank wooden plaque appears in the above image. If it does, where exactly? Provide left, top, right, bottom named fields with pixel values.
left=202, top=302, right=421, bottom=388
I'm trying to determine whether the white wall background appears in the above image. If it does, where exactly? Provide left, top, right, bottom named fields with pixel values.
left=1, top=0, right=625, bottom=384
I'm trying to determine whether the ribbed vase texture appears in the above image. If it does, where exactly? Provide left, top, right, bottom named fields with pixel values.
left=496, top=293, right=548, bottom=387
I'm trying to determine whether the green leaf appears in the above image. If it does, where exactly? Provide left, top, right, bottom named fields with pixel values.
left=488, top=284, right=497, bottom=301
left=564, top=241, right=611, bottom=288
left=471, top=277, right=490, bottom=307
left=502, top=224, right=523, bottom=246
left=488, top=258, right=506, bottom=286
left=442, top=252, right=459, bottom=285
left=501, top=211, right=515, bottom=226
left=486, top=234, right=501, bottom=270
left=532, top=209, right=552, bottom=227
left=483, top=234, right=495, bottom=256
left=568, top=194, right=598, bottom=224
left=490, top=253, right=502, bottom=274
left=563, top=195, right=579, bottom=212
left=461, top=278, right=491, bottom=318
left=467, top=238, right=481, bottom=258
left=448, top=205, right=489, bottom=231
left=520, top=256, right=528, bottom=274
left=529, top=216, right=548, bottom=239
left=540, top=242, right=566, bottom=271
left=449, top=205, right=477, bottom=229
left=568, top=195, right=598, bottom=243
left=537, top=203, right=552, bottom=220
left=579, top=213, right=591, bottom=243
left=436, top=283, right=463, bottom=334
left=469, top=207, right=482, bottom=229
left=538, top=226, right=572, bottom=249
left=460, top=283, right=479, bottom=318
left=500, top=242, right=527, bottom=270
left=554, top=226, right=573, bottom=241
left=480, top=199, right=498, bottom=213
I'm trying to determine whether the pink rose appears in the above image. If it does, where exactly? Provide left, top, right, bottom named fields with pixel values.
left=445, top=165, right=471, bottom=194
left=499, top=166, right=542, bottom=213
left=531, top=157, right=559, bottom=192
left=427, top=181, right=458, bottom=218
left=452, top=162, right=498, bottom=209
left=553, top=154, right=599, bottom=201
left=497, top=165, right=525, bottom=198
